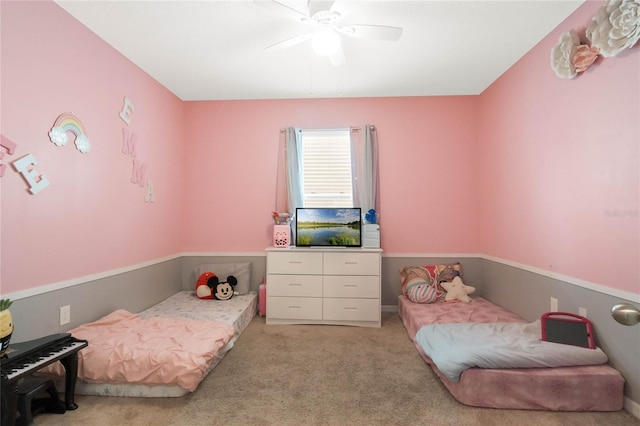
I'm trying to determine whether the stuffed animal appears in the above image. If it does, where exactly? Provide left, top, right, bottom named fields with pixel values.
left=365, top=209, right=377, bottom=224
left=195, top=272, right=238, bottom=300
left=425, top=263, right=462, bottom=284
left=400, top=266, right=443, bottom=304
left=441, top=276, right=475, bottom=303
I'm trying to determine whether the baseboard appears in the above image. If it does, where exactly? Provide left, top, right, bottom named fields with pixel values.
left=626, top=397, right=640, bottom=419
left=382, top=304, right=398, bottom=313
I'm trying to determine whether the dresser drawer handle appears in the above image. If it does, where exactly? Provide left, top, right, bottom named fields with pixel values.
left=344, top=284, right=358, bottom=288
left=288, top=306, right=302, bottom=309
left=289, top=261, right=302, bottom=264
left=289, top=283, right=302, bottom=287
left=345, top=261, right=358, bottom=265
left=344, top=307, right=358, bottom=310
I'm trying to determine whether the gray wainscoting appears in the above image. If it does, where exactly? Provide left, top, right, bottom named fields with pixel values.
left=6, top=253, right=639, bottom=410
left=481, top=259, right=640, bottom=405
left=8, top=257, right=182, bottom=342
left=384, top=256, right=639, bottom=408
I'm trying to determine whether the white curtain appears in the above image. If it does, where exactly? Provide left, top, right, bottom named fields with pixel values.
left=350, top=125, right=378, bottom=215
left=275, top=127, right=303, bottom=213
left=276, top=125, right=378, bottom=217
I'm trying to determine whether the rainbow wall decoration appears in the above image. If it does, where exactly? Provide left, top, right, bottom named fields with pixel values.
left=48, top=112, right=91, bottom=154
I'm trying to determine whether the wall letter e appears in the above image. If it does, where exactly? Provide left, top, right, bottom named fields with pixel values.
left=13, top=154, right=50, bottom=194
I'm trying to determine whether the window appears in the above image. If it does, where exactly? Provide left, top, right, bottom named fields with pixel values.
left=299, top=129, right=352, bottom=207
left=276, top=125, right=377, bottom=215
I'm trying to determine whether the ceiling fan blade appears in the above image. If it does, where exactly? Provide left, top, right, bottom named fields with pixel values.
left=265, top=33, right=313, bottom=51
left=258, top=0, right=310, bottom=23
left=328, top=45, right=345, bottom=67
left=339, top=24, right=403, bottom=41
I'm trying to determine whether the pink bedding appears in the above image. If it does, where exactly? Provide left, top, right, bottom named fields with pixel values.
left=399, top=296, right=524, bottom=339
left=398, top=295, right=625, bottom=411
left=40, top=310, right=235, bottom=392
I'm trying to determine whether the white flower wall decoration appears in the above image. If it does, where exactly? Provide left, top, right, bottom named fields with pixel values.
left=551, top=30, right=581, bottom=78
left=551, top=0, right=639, bottom=79
left=587, top=0, right=640, bottom=58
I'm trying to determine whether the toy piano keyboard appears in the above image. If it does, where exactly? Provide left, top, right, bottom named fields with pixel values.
left=541, top=312, right=596, bottom=349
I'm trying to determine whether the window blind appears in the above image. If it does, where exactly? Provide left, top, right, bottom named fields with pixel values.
left=300, top=130, right=352, bottom=207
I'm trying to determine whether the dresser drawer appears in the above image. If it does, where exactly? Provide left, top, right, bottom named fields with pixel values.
left=323, top=298, right=380, bottom=322
left=323, top=252, right=380, bottom=275
left=267, top=251, right=323, bottom=275
left=323, top=275, right=379, bottom=298
left=268, top=274, right=322, bottom=297
left=267, top=297, right=322, bottom=320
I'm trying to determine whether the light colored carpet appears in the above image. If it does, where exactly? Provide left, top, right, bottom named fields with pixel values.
left=36, top=313, right=639, bottom=426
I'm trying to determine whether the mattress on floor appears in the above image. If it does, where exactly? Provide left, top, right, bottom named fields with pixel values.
left=54, top=291, right=257, bottom=398
left=398, top=295, right=625, bottom=411
left=139, top=291, right=258, bottom=338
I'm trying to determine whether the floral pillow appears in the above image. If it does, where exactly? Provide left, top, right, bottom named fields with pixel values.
left=423, top=263, right=463, bottom=291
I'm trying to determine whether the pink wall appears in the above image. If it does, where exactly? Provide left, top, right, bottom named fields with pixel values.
left=3, top=1, right=636, bottom=299
left=1, top=1, right=184, bottom=294
left=181, top=96, right=480, bottom=253
left=478, top=1, right=639, bottom=295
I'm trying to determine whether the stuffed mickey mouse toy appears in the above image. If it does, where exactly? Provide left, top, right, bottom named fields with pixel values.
left=196, top=272, right=238, bottom=300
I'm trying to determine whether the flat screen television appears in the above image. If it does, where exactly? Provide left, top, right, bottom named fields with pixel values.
left=295, top=207, right=362, bottom=247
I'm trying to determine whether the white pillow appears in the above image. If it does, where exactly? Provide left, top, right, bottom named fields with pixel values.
left=195, top=262, right=251, bottom=295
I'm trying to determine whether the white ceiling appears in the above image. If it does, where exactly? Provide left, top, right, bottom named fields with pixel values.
left=55, top=0, right=584, bottom=101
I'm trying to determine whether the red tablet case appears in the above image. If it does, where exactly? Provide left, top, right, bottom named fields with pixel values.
left=541, top=312, right=595, bottom=349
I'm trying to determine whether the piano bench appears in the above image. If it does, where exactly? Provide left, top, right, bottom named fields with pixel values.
left=16, top=377, right=66, bottom=426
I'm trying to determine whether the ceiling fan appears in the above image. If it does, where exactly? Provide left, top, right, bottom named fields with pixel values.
left=261, top=0, right=403, bottom=66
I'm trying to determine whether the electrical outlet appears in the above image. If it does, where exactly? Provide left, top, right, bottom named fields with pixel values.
left=59, top=305, right=71, bottom=326
left=550, top=297, right=558, bottom=312
left=579, top=307, right=587, bottom=318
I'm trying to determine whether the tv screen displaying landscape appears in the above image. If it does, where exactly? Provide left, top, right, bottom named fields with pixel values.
left=295, top=208, right=361, bottom=247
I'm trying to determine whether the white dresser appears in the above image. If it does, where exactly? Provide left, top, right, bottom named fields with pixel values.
left=266, top=247, right=382, bottom=328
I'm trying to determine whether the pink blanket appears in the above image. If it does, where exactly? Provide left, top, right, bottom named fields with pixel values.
left=41, top=310, right=235, bottom=392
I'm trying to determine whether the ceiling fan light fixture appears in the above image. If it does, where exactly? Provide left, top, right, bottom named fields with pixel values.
left=311, top=29, right=341, bottom=56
